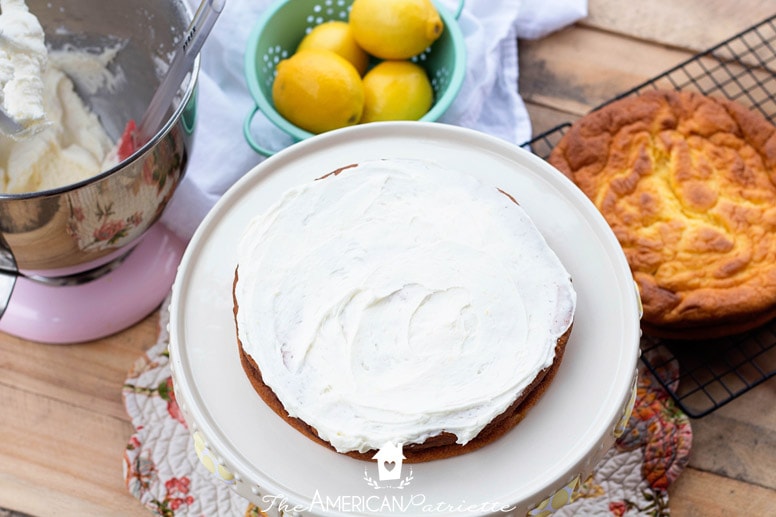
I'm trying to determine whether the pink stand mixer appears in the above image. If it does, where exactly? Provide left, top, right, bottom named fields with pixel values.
left=0, top=0, right=223, bottom=343
left=0, top=224, right=185, bottom=344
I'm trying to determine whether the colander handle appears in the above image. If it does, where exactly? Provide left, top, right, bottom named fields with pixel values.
left=452, top=0, right=464, bottom=19
left=243, top=106, right=279, bottom=157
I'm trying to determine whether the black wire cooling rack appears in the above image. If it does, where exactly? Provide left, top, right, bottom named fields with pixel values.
left=524, top=14, right=776, bottom=418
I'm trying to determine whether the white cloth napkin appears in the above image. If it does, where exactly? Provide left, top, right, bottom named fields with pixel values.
left=163, top=0, right=588, bottom=241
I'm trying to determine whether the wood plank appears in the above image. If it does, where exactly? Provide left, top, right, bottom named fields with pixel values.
left=0, top=311, right=160, bottom=420
left=0, top=469, right=146, bottom=517
left=518, top=26, right=694, bottom=123
left=583, top=0, right=775, bottom=53
left=0, top=384, right=147, bottom=516
left=686, top=380, right=776, bottom=490
left=0, top=312, right=160, bottom=515
left=669, top=466, right=776, bottom=516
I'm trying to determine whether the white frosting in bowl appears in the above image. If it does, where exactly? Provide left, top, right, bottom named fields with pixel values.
left=234, top=158, right=576, bottom=454
left=0, top=0, right=48, bottom=137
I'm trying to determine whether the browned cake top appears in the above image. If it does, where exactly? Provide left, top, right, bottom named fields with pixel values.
left=549, top=90, right=776, bottom=337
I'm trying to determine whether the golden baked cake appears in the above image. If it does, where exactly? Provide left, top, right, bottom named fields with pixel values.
left=232, top=158, right=576, bottom=462
left=549, top=90, right=776, bottom=338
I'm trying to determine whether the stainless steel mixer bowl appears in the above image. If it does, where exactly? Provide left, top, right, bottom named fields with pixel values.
left=0, top=0, right=199, bottom=278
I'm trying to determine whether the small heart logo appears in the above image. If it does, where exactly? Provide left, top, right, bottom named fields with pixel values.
left=383, top=460, right=396, bottom=472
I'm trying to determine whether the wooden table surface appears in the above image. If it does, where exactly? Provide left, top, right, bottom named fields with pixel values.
left=2, top=1, right=776, bottom=516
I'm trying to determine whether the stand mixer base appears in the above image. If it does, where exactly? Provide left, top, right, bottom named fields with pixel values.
left=0, top=224, right=185, bottom=344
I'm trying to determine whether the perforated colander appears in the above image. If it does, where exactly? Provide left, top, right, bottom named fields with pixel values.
left=243, top=0, right=466, bottom=156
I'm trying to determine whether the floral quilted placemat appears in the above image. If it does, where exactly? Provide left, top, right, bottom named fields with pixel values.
left=122, top=301, right=692, bottom=516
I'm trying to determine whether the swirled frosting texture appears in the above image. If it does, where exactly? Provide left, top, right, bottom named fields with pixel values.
left=234, top=159, right=576, bottom=453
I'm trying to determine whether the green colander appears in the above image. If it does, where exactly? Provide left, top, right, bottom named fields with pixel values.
left=243, top=0, right=466, bottom=156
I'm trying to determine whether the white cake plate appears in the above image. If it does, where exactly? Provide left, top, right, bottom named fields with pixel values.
left=168, top=122, right=642, bottom=517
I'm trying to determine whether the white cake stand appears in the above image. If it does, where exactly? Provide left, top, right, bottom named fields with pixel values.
left=169, top=122, right=642, bottom=517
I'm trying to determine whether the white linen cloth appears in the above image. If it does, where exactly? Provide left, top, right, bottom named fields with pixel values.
left=163, top=0, right=588, bottom=241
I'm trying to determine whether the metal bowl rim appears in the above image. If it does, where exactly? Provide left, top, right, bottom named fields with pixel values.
left=0, top=56, right=201, bottom=201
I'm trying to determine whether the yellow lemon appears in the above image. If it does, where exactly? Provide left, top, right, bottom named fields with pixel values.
left=297, top=21, right=370, bottom=76
left=360, top=60, right=433, bottom=123
left=349, top=0, right=444, bottom=60
left=272, top=48, right=364, bottom=134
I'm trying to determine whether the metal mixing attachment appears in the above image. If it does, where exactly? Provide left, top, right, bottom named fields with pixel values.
left=119, top=0, right=226, bottom=157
